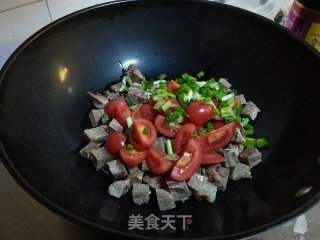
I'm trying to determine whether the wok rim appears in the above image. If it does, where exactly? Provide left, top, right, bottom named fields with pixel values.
left=0, top=0, right=319, bottom=239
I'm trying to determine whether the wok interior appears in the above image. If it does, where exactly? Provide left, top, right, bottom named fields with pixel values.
left=0, top=1, right=319, bottom=238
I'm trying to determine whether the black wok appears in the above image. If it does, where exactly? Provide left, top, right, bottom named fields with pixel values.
left=0, top=0, right=319, bottom=239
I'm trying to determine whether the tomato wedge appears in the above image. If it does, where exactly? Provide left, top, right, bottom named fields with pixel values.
left=105, top=100, right=131, bottom=128
left=132, top=104, right=157, bottom=123
left=170, top=139, right=202, bottom=181
left=120, top=146, right=148, bottom=166
left=106, top=132, right=127, bottom=154
left=146, top=148, right=174, bottom=174
left=212, top=120, right=225, bottom=130
left=186, top=102, right=213, bottom=125
left=174, top=123, right=197, bottom=156
left=129, top=119, right=157, bottom=151
left=167, top=80, right=180, bottom=95
left=196, top=122, right=237, bottom=152
left=201, top=152, right=225, bottom=165
left=155, top=115, right=181, bottom=138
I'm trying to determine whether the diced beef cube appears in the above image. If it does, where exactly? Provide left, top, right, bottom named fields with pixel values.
left=239, top=146, right=262, bottom=168
left=89, top=147, right=113, bottom=171
left=79, top=142, right=100, bottom=159
left=166, top=180, right=192, bottom=202
left=84, top=126, right=108, bottom=142
left=108, top=179, right=131, bottom=198
left=235, top=94, right=246, bottom=104
left=107, top=159, right=128, bottom=179
left=232, top=128, right=246, bottom=144
left=126, top=64, right=144, bottom=84
left=220, top=149, right=238, bottom=168
left=155, top=189, right=176, bottom=211
left=152, top=137, right=166, bottom=152
left=127, top=165, right=140, bottom=173
left=229, top=163, right=252, bottom=180
left=132, top=183, right=151, bottom=205
left=143, top=175, right=165, bottom=189
left=103, top=90, right=121, bottom=101
left=89, top=109, right=105, bottom=127
left=206, top=165, right=230, bottom=191
left=101, top=114, right=110, bottom=125
left=108, top=119, right=123, bottom=132
left=141, top=160, right=149, bottom=171
left=194, top=182, right=218, bottom=203
left=218, top=78, right=232, bottom=90
left=127, top=87, right=147, bottom=104
left=187, top=173, right=208, bottom=191
left=127, top=169, right=144, bottom=184
left=242, top=101, right=260, bottom=120
left=110, top=82, right=122, bottom=93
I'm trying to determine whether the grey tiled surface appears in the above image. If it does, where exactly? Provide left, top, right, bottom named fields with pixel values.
left=0, top=161, right=319, bottom=240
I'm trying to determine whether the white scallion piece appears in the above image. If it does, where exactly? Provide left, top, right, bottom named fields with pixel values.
left=126, top=117, right=133, bottom=128
left=221, top=93, right=234, bottom=102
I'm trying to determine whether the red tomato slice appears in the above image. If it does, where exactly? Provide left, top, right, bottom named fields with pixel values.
left=232, top=98, right=241, bottom=110
left=170, top=139, right=202, bottom=181
left=106, top=132, right=127, bottom=154
left=120, top=146, right=147, bottom=166
left=167, top=80, right=180, bottom=95
left=105, top=100, right=131, bottom=128
left=186, top=102, right=213, bottom=125
left=158, top=98, right=182, bottom=115
left=155, top=115, right=181, bottom=138
left=174, top=123, right=197, bottom=156
left=146, top=148, right=174, bottom=174
left=196, top=122, right=237, bottom=152
left=132, top=104, right=157, bottom=123
left=129, top=119, right=157, bottom=151
left=201, top=152, right=225, bottom=165
left=212, top=120, right=225, bottom=130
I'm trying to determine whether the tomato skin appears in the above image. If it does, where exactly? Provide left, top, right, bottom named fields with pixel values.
left=201, top=152, right=225, bottom=165
left=213, top=120, right=225, bottom=130
left=106, top=132, right=127, bottom=154
left=186, top=102, right=213, bottom=125
left=146, top=148, right=174, bottom=174
left=167, top=80, right=180, bottom=95
left=120, top=146, right=147, bottom=166
left=174, top=123, right=197, bottom=156
left=105, top=100, right=131, bottom=128
left=129, top=119, right=157, bottom=151
left=155, top=115, right=181, bottom=138
left=132, top=104, right=157, bottom=123
left=170, top=139, right=202, bottom=181
left=196, top=122, right=237, bottom=152
left=158, top=99, right=182, bottom=115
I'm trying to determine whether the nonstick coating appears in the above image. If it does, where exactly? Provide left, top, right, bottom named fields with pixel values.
left=0, top=0, right=319, bottom=239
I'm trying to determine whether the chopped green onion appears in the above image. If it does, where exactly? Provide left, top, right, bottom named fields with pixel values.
left=257, top=138, right=268, bottom=148
left=164, top=153, right=180, bottom=161
left=126, top=76, right=133, bottom=86
left=167, top=93, right=176, bottom=99
left=244, top=128, right=254, bottom=136
left=128, top=144, right=134, bottom=150
left=245, top=123, right=254, bottom=129
left=125, top=128, right=133, bottom=136
left=153, top=100, right=164, bottom=110
left=178, top=94, right=188, bottom=109
left=221, top=93, right=234, bottom=102
left=221, top=106, right=235, bottom=118
left=236, top=105, right=244, bottom=117
left=126, top=117, right=133, bottom=128
left=212, top=82, right=220, bottom=90
left=161, top=100, right=172, bottom=112
left=196, top=82, right=206, bottom=88
left=152, top=95, right=162, bottom=101
left=166, top=139, right=173, bottom=154
left=129, top=104, right=138, bottom=111
left=119, top=83, right=128, bottom=92
left=244, top=137, right=257, bottom=147
left=183, top=90, right=193, bottom=102
left=240, top=118, right=249, bottom=127
left=143, top=127, right=149, bottom=135
left=199, top=129, right=208, bottom=135
left=197, top=71, right=204, bottom=78
left=157, top=73, right=167, bottom=80
left=207, top=122, right=214, bottom=132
